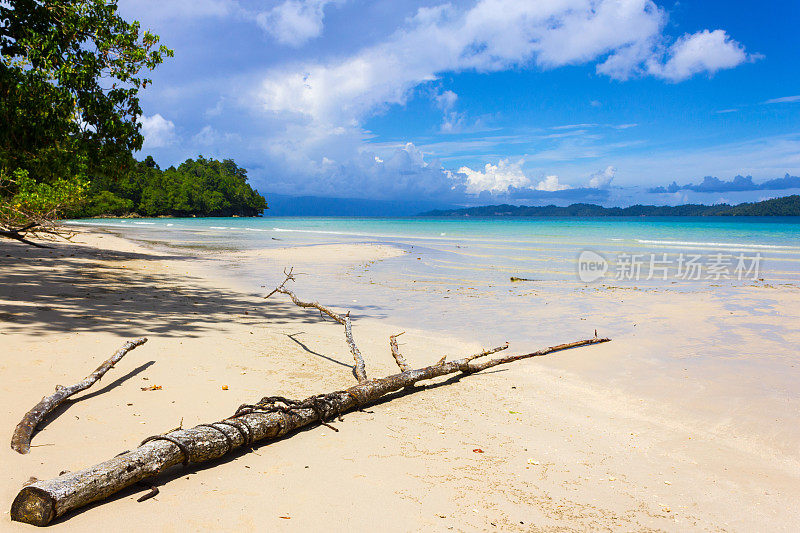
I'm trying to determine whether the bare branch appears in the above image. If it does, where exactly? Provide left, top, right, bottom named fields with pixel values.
left=459, top=338, right=603, bottom=373
left=267, top=269, right=366, bottom=382
left=266, top=268, right=346, bottom=324
left=344, top=314, right=368, bottom=383
left=389, top=332, right=410, bottom=372
left=11, top=338, right=149, bottom=454
left=463, top=342, right=510, bottom=363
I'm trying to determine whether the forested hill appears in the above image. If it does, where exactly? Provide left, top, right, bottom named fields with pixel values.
left=72, top=156, right=268, bottom=218
left=420, top=195, right=800, bottom=217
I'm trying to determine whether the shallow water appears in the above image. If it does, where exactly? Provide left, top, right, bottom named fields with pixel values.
left=67, top=215, right=800, bottom=344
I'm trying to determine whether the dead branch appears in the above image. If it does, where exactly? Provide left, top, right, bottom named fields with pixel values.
left=267, top=269, right=346, bottom=325
left=11, top=335, right=608, bottom=526
left=0, top=224, right=49, bottom=248
left=344, top=314, right=368, bottom=382
left=267, top=268, right=368, bottom=382
left=389, top=332, right=410, bottom=371
left=11, top=338, right=148, bottom=455
left=464, top=342, right=510, bottom=362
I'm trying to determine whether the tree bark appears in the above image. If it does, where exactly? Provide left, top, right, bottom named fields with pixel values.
left=10, top=336, right=608, bottom=526
left=11, top=338, right=148, bottom=455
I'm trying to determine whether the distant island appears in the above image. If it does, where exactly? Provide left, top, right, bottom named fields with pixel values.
left=421, top=195, right=800, bottom=217
left=72, top=156, right=268, bottom=218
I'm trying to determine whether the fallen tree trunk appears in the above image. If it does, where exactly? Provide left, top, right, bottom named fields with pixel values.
left=11, top=336, right=608, bottom=526
left=11, top=272, right=610, bottom=526
left=11, top=338, right=148, bottom=455
left=0, top=223, right=49, bottom=248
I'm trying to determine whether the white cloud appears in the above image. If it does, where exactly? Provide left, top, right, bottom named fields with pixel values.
left=192, top=125, right=241, bottom=147
left=434, top=89, right=466, bottom=133
left=764, top=95, right=800, bottom=104
left=649, top=30, right=751, bottom=82
left=257, top=0, right=341, bottom=47
left=458, top=159, right=531, bottom=194
left=140, top=114, right=176, bottom=149
left=264, top=142, right=465, bottom=200
left=128, top=0, right=754, bottom=201
left=435, top=90, right=458, bottom=111
left=257, top=1, right=678, bottom=128
left=588, top=166, right=616, bottom=188
left=535, top=175, right=572, bottom=191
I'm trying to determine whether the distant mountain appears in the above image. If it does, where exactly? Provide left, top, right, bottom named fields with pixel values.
left=420, top=195, right=800, bottom=217
left=262, top=194, right=457, bottom=216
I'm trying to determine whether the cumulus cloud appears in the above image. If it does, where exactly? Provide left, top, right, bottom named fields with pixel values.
left=535, top=175, right=572, bottom=191
left=455, top=162, right=617, bottom=197
left=257, top=0, right=340, bottom=47
left=434, top=89, right=466, bottom=132
left=262, top=142, right=466, bottom=200
left=588, top=166, right=616, bottom=188
left=140, top=114, right=176, bottom=149
left=457, top=159, right=531, bottom=194
left=649, top=30, right=751, bottom=82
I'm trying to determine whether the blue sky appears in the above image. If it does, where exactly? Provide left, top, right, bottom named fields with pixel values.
left=121, top=0, right=800, bottom=207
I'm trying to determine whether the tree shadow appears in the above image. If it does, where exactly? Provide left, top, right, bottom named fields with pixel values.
left=286, top=332, right=351, bottom=368
left=0, top=239, right=343, bottom=337
left=28, top=361, right=157, bottom=439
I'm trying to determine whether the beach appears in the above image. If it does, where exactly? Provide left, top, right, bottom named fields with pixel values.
left=2, top=223, right=800, bottom=531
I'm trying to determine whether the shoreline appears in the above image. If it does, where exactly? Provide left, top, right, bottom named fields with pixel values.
left=1, top=226, right=799, bottom=530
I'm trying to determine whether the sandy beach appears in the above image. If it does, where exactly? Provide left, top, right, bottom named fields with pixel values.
left=2, top=227, right=799, bottom=532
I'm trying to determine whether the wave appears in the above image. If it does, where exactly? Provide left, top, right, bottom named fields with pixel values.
left=272, top=227, right=370, bottom=237
left=636, top=239, right=797, bottom=250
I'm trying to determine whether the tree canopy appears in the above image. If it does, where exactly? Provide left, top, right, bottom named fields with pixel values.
left=74, top=156, right=268, bottom=218
left=0, top=0, right=172, bottom=181
left=0, top=0, right=173, bottom=237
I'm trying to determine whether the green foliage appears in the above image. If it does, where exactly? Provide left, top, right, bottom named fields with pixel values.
left=422, top=196, right=800, bottom=217
left=83, top=190, right=134, bottom=216
left=720, top=195, right=800, bottom=216
left=0, top=0, right=172, bottom=220
left=75, top=156, right=268, bottom=217
left=0, top=169, right=87, bottom=227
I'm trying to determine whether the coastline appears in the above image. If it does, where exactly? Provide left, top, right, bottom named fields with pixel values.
left=1, top=226, right=799, bottom=531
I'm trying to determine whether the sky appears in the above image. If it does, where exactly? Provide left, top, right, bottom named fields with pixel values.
left=120, top=0, right=800, bottom=207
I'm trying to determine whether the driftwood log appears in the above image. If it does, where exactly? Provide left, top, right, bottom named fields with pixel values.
left=11, top=274, right=609, bottom=526
left=11, top=338, right=148, bottom=454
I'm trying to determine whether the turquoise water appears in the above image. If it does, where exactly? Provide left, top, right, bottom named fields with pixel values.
left=68, top=216, right=800, bottom=287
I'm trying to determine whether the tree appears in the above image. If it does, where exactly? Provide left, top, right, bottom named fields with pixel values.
left=73, top=156, right=268, bottom=218
left=0, top=0, right=172, bottom=241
